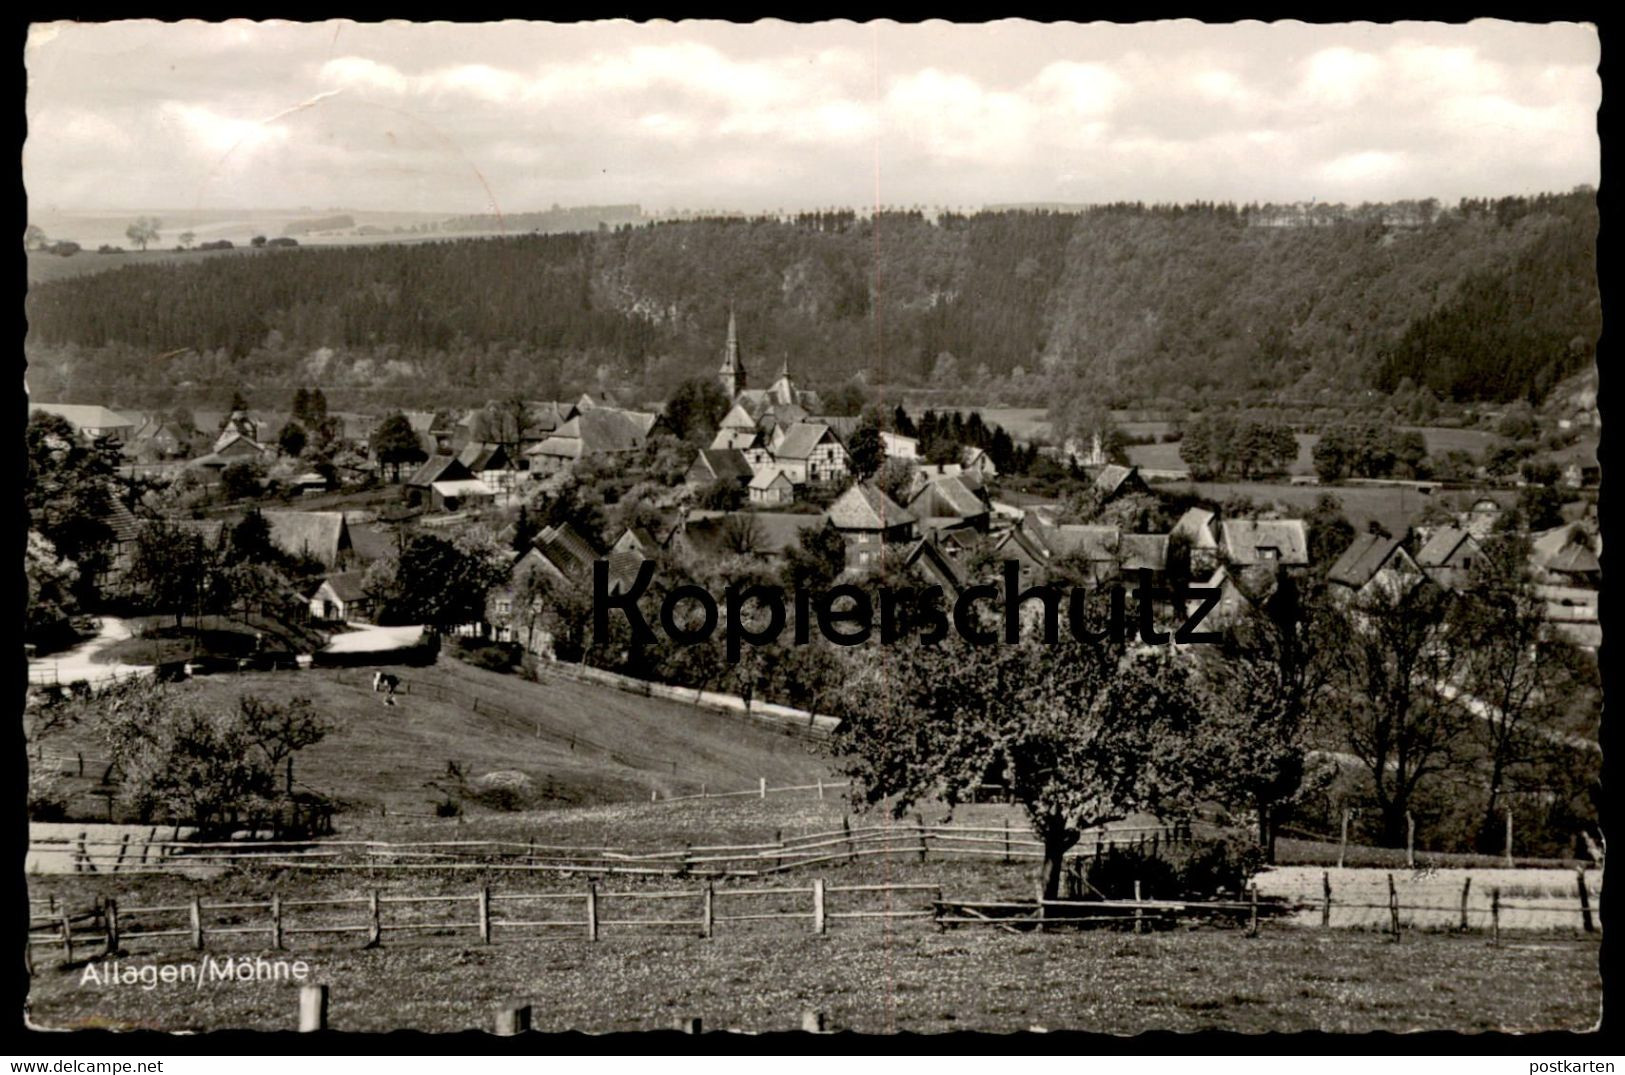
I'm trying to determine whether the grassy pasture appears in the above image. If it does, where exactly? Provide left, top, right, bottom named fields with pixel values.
left=33, top=660, right=833, bottom=820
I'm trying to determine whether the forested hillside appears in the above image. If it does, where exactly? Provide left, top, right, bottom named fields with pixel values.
left=24, top=192, right=1597, bottom=412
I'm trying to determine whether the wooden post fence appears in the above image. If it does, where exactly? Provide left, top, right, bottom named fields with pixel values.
left=916, top=814, right=928, bottom=862
left=1504, top=808, right=1514, bottom=867
left=1405, top=813, right=1415, bottom=868
left=1246, top=884, right=1259, bottom=938
left=103, top=899, right=119, bottom=957
left=1338, top=809, right=1350, bottom=869
left=367, top=890, right=381, bottom=947
left=812, top=878, right=826, bottom=935
left=189, top=896, right=203, bottom=950
left=270, top=894, right=283, bottom=950
left=494, top=1002, right=531, bottom=1036
left=759, top=777, right=767, bottom=799
left=1491, top=887, right=1502, bottom=947
left=1387, top=874, right=1400, bottom=940
left=702, top=883, right=714, bottom=939
left=478, top=885, right=492, bottom=944
left=1133, top=880, right=1145, bottom=935
left=1003, top=821, right=1012, bottom=865
left=59, top=913, right=73, bottom=964
left=1459, top=878, right=1472, bottom=932
left=843, top=816, right=855, bottom=862
left=1321, top=871, right=1331, bottom=929
left=298, top=984, right=328, bottom=1032
left=1578, top=868, right=1594, bottom=933
left=586, top=881, right=599, bottom=942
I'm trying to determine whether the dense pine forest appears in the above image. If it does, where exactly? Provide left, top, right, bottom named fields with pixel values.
left=24, top=191, right=1598, bottom=412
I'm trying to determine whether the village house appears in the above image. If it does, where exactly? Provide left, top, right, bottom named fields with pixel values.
left=749, top=466, right=796, bottom=506
left=907, top=473, right=990, bottom=534
left=961, top=446, right=998, bottom=480
left=31, top=403, right=139, bottom=443
left=897, top=535, right=966, bottom=598
left=771, top=422, right=850, bottom=487
left=1219, top=519, right=1310, bottom=569
left=430, top=477, right=497, bottom=513
left=307, top=572, right=374, bottom=625
left=1170, top=507, right=1221, bottom=575
left=880, top=431, right=919, bottom=460
left=1414, top=526, right=1482, bottom=590
left=674, top=511, right=826, bottom=564
left=1091, top=463, right=1150, bottom=503
left=262, top=510, right=355, bottom=569
left=685, top=447, right=755, bottom=489
left=127, top=415, right=194, bottom=461
left=825, top=483, right=918, bottom=569
left=1327, top=532, right=1424, bottom=602
left=405, top=454, right=473, bottom=499
left=1529, top=523, right=1601, bottom=588
left=456, top=442, right=519, bottom=490
left=524, top=407, right=655, bottom=473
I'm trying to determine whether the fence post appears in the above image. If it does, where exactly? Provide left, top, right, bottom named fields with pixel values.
left=587, top=881, right=599, bottom=942
left=775, top=830, right=784, bottom=871
left=1003, top=820, right=1011, bottom=864
left=298, top=984, right=328, bottom=1032
left=1491, top=887, right=1501, bottom=947
left=1578, top=868, right=1594, bottom=933
left=103, top=899, right=119, bottom=957
left=1405, top=813, right=1415, bottom=869
left=843, top=816, right=855, bottom=862
left=916, top=814, right=928, bottom=862
left=1338, top=809, right=1350, bottom=869
left=1151, top=832, right=1159, bottom=859
left=702, top=883, right=714, bottom=939
left=651, top=788, right=658, bottom=803
left=493, top=1002, right=531, bottom=1036
left=812, top=878, right=826, bottom=935
left=271, top=894, right=283, bottom=950
left=760, top=777, right=767, bottom=799
left=934, top=884, right=944, bottom=931
left=59, top=913, right=73, bottom=964
left=1246, top=884, right=1259, bottom=938
left=478, top=885, right=492, bottom=944
left=190, top=896, right=204, bottom=951
left=1321, top=871, right=1331, bottom=929
left=1504, top=808, right=1514, bottom=867
left=700, top=782, right=707, bottom=798
left=1133, top=880, right=1145, bottom=935
left=368, top=890, right=381, bottom=948
left=1387, top=873, right=1400, bottom=941
left=1459, top=877, right=1472, bottom=932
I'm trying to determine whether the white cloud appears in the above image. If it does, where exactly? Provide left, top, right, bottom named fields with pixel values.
left=1320, top=150, right=1407, bottom=185
left=1299, top=47, right=1384, bottom=108
left=157, top=101, right=289, bottom=159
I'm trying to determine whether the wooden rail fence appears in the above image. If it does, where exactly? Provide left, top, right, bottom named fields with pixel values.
left=31, top=819, right=1193, bottom=877
left=28, top=867, right=1601, bottom=970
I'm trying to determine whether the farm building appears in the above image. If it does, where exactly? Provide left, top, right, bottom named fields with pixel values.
left=1414, top=526, right=1482, bottom=590
left=525, top=407, right=656, bottom=472
left=907, top=474, right=990, bottom=533
left=1220, top=519, right=1310, bottom=568
left=431, top=478, right=497, bottom=513
left=1328, top=532, right=1423, bottom=601
left=826, top=483, right=918, bottom=569
left=308, top=573, right=374, bottom=624
left=405, top=454, right=473, bottom=492
left=30, top=403, right=139, bottom=442
left=262, top=510, right=355, bottom=569
left=771, top=423, right=849, bottom=486
left=1170, top=507, right=1220, bottom=574
left=686, top=448, right=755, bottom=488
left=749, top=467, right=796, bottom=506
left=880, top=431, right=919, bottom=460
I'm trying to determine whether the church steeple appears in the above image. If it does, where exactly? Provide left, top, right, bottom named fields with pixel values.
left=718, top=306, right=746, bottom=399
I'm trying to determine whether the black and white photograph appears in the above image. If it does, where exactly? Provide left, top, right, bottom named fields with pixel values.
left=20, top=18, right=1604, bottom=1041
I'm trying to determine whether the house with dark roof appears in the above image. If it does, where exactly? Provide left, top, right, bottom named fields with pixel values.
left=1415, top=526, right=1481, bottom=590
left=262, top=511, right=354, bottom=569
left=1328, top=532, right=1422, bottom=601
left=770, top=423, right=849, bottom=486
left=308, top=572, right=374, bottom=624
left=525, top=408, right=654, bottom=472
left=899, top=535, right=966, bottom=598
left=826, top=484, right=918, bottom=569
left=907, top=474, right=990, bottom=533
left=749, top=466, right=796, bottom=506
left=1530, top=524, right=1601, bottom=588
left=685, top=448, right=754, bottom=488
left=1220, top=519, right=1310, bottom=568
left=405, top=454, right=473, bottom=494
left=1092, top=463, right=1149, bottom=502
left=1170, top=507, right=1220, bottom=574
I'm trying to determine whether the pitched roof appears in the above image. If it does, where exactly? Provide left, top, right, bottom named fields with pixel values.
left=691, top=448, right=754, bottom=483
left=901, top=537, right=965, bottom=595
left=406, top=454, right=472, bottom=487
left=1415, top=526, right=1476, bottom=568
left=749, top=466, right=795, bottom=490
left=773, top=422, right=837, bottom=461
left=1328, top=532, right=1407, bottom=588
left=529, top=408, right=652, bottom=457
left=819, top=416, right=863, bottom=442
left=261, top=510, right=351, bottom=565
left=1093, top=463, right=1143, bottom=497
left=104, top=498, right=143, bottom=543
left=907, top=475, right=987, bottom=519
left=1220, top=519, right=1309, bottom=566
left=826, top=483, right=917, bottom=531
left=1170, top=507, right=1219, bottom=549
left=321, top=572, right=370, bottom=603
left=1531, top=525, right=1601, bottom=575
left=456, top=442, right=509, bottom=472
left=532, top=521, right=602, bottom=580
left=431, top=478, right=496, bottom=498
left=30, top=403, right=138, bottom=431
left=710, top=427, right=762, bottom=451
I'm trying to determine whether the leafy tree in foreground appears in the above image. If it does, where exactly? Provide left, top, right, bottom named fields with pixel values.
left=833, top=633, right=1210, bottom=900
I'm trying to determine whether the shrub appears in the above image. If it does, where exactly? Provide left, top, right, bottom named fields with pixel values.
left=1081, top=845, right=1182, bottom=900
left=448, top=637, right=519, bottom=672
left=1176, top=836, right=1264, bottom=899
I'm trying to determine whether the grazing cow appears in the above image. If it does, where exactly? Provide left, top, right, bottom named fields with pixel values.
left=373, top=672, right=401, bottom=702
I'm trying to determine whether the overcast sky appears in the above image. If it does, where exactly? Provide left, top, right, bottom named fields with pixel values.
left=24, top=19, right=1600, bottom=214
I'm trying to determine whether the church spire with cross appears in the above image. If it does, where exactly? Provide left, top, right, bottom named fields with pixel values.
left=718, top=306, right=746, bottom=399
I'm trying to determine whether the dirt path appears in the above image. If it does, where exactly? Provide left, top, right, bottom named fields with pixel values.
left=26, top=618, right=152, bottom=688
